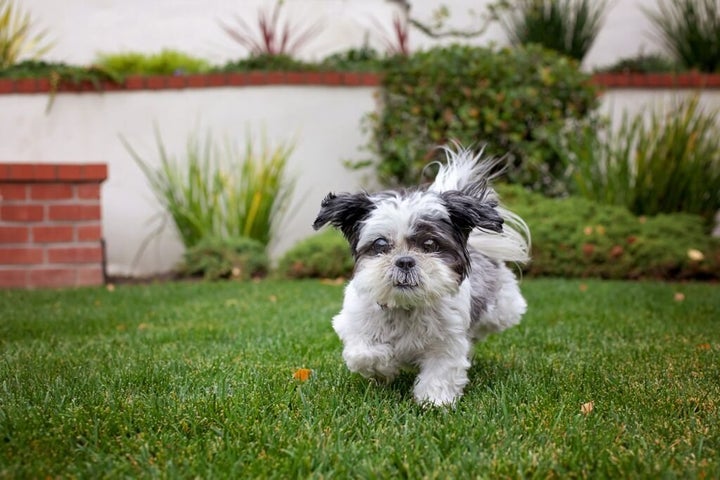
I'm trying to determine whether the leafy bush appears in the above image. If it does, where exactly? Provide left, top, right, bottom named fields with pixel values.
left=500, top=185, right=720, bottom=280
left=94, top=49, right=211, bottom=76
left=0, top=0, right=53, bottom=68
left=122, top=128, right=295, bottom=249
left=490, top=0, right=610, bottom=62
left=599, top=53, right=680, bottom=73
left=276, top=229, right=353, bottom=279
left=319, top=46, right=394, bottom=71
left=221, top=53, right=315, bottom=72
left=644, top=0, right=720, bottom=73
left=362, top=44, right=599, bottom=193
left=554, top=95, right=720, bottom=220
left=180, top=236, right=268, bottom=280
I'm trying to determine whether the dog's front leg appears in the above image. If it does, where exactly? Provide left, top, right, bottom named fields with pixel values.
left=341, top=342, right=399, bottom=384
left=413, top=338, right=471, bottom=407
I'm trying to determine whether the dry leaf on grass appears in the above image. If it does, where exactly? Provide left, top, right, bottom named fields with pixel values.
left=674, top=292, right=685, bottom=302
left=292, top=368, right=312, bottom=381
left=581, top=401, right=594, bottom=415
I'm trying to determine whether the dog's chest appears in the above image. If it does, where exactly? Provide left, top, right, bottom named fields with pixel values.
left=372, top=307, right=451, bottom=359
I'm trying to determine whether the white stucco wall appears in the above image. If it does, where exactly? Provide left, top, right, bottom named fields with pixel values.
left=2, top=86, right=719, bottom=276
left=23, top=0, right=663, bottom=70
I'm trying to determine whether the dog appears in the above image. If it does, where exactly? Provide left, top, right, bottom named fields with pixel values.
left=312, top=145, right=530, bottom=407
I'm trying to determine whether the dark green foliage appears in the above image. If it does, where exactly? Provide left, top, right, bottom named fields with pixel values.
left=362, top=44, right=599, bottom=194
left=0, top=59, right=121, bottom=84
left=645, top=0, right=720, bottom=72
left=277, top=229, right=353, bottom=279
left=599, top=53, right=681, bottom=73
left=501, top=185, right=720, bottom=279
left=180, top=236, right=268, bottom=280
left=491, top=0, right=610, bottom=62
left=221, top=53, right=316, bottom=72
left=319, top=46, right=395, bottom=71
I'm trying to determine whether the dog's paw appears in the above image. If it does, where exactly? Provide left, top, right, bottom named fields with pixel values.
left=343, top=344, right=398, bottom=383
left=413, top=368, right=468, bottom=407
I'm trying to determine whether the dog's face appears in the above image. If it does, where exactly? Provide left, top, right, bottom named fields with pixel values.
left=313, top=189, right=503, bottom=308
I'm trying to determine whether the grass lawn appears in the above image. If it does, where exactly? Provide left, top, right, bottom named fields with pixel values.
left=0, top=278, right=718, bottom=478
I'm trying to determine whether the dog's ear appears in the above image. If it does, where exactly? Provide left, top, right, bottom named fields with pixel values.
left=440, top=191, right=503, bottom=237
left=313, top=192, right=376, bottom=252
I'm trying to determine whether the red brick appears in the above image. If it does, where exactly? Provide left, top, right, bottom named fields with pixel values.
left=186, top=74, right=208, bottom=88
left=36, top=77, right=51, bottom=92
left=56, top=164, right=84, bottom=181
left=28, top=268, right=76, bottom=288
left=14, top=78, right=37, bottom=93
left=76, top=183, right=101, bottom=199
left=82, top=165, right=108, bottom=182
left=146, top=75, right=167, bottom=89
left=322, top=72, right=342, bottom=84
left=33, top=225, right=74, bottom=243
left=76, top=267, right=104, bottom=286
left=77, top=224, right=102, bottom=241
left=124, top=76, right=145, bottom=90
left=33, top=164, right=57, bottom=181
left=0, top=226, right=29, bottom=243
left=266, top=72, right=285, bottom=84
left=0, top=205, right=44, bottom=222
left=301, top=72, right=323, bottom=84
left=246, top=72, right=267, bottom=85
left=30, top=183, right=73, bottom=200
left=0, top=184, right=27, bottom=200
left=205, top=73, right=227, bottom=87
left=7, top=164, right=35, bottom=181
left=48, top=204, right=101, bottom=221
left=166, top=75, right=187, bottom=89
left=0, top=269, right=27, bottom=288
left=343, top=72, right=362, bottom=86
left=47, top=246, right=102, bottom=264
left=226, top=73, right=247, bottom=86
left=0, top=79, right=14, bottom=94
left=0, top=247, right=44, bottom=264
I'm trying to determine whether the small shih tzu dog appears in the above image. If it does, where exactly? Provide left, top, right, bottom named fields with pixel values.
left=313, top=145, right=530, bottom=407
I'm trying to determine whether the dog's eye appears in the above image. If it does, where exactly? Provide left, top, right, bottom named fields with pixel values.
left=423, top=238, right=439, bottom=253
left=372, top=237, right=390, bottom=254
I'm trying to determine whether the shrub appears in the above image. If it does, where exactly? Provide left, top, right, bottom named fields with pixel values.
left=554, top=95, right=720, bottom=220
left=122, top=128, right=295, bottom=249
left=319, top=46, right=393, bottom=71
left=500, top=185, right=720, bottom=280
left=180, top=236, right=268, bottom=280
left=644, top=0, right=720, bottom=73
left=599, top=53, right=680, bottom=73
left=490, top=0, right=610, bottom=62
left=0, top=0, right=53, bottom=68
left=361, top=44, right=599, bottom=194
left=276, top=229, right=353, bottom=279
left=221, top=53, right=315, bottom=72
left=94, top=49, right=211, bottom=76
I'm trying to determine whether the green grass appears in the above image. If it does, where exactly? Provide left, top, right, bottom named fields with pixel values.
left=1, top=279, right=718, bottom=478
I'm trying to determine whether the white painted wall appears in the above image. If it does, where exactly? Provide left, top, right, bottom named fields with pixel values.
left=2, top=86, right=719, bottom=276
left=23, top=0, right=663, bottom=70
left=4, top=0, right=718, bottom=277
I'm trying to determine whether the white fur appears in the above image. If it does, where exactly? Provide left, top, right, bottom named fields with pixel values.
left=324, top=145, right=530, bottom=407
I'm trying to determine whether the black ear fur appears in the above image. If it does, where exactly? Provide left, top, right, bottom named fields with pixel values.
left=440, top=191, right=503, bottom=237
left=313, top=192, right=376, bottom=254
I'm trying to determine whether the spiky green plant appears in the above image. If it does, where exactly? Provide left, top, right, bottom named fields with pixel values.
left=555, top=95, right=720, bottom=220
left=121, top=128, right=295, bottom=250
left=94, top=49, right=211, bottom=77
left=0, top=0, right=53, bottom=68
left=491, top=0, right=610, bottom=62
left=645, top=0, right=720, bottom=73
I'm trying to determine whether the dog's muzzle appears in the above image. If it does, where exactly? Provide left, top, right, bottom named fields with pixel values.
left=391, top=256, right=420, bottom=288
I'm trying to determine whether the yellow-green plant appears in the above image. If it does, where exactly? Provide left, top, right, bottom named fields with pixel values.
left=0, top=0, right=53, bottom=68
left=122, top=128, right=295, bottom=250
left=554, top=95, right=720, bottom=220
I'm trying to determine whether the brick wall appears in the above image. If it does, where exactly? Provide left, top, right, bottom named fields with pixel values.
left=0, top=164, right=107, bottom=288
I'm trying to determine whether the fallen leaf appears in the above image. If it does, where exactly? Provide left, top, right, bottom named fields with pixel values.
left=610, top=245, right=624, bottom=258
left=595, top=225, right=606, bottom=235
left=583, top=226, right=593, bottom=236
left=231, top=267, right=242, bottom=277
left=687, top=249, right=705, bottom=261
left=579, top=283, right=588, bottom=292
left=106, top=283, right=116, bottom=292
left=581, top=401, right=594, bottom=415
left=697, top=343, right=711, bottom=351
left=268, top=295, right=277, bottom=303
left=293, top=368, right=312, bottom=381
left=320, top=277, right=345, bottom=286
left=582, top=243, right=595, bottom=256
left=674, top=292, right=685, bottom=302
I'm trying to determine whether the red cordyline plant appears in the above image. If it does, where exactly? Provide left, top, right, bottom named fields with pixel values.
left=372, top=12, right=411, bottom=56
left=219, top=0, right=323, bottom=56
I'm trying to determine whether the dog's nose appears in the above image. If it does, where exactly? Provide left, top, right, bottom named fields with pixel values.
left=395, top=256, right=416, bottom=270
